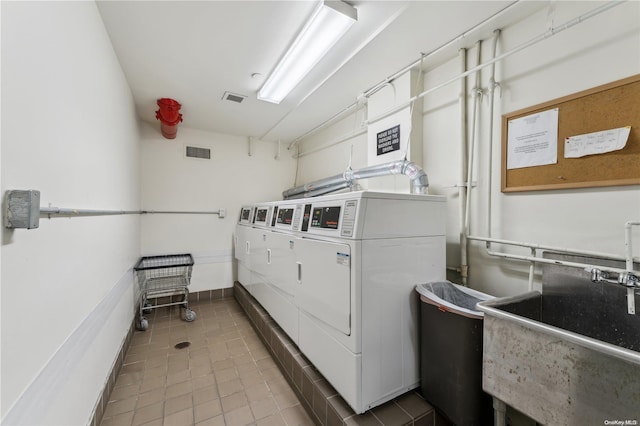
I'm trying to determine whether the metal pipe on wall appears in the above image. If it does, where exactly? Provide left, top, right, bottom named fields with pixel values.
left=460, top=2, right=625, bottom=289
left=361, top=1, right=624, bottom=130
left=362, top=1, right=519, bottom=99
left=293, top=1, right=622, bottom=170
left=625, top=221, right=640, bottom=313
left=468, top=235, right=638, bottom=263
left=286, top=0, right=523, bottom=151
left=296, top=128, right=367, bottom=159
left=625, top=221, right=640, bottom=271
left=486, top=29, right=501, bottom=243
left=40, top=207, right=225, bottom=217
left=282, top=159, right=429, bottom=199
left=465, top=40, right=482, bottom=237
left=458, top=47, right=468, bottom=283
left=461, top=40, right=482, bottom=286
left=467, top=235, right=639, bottom=279
left=40, top=207, right=141, bottom=216
left=468, top=233, right=640, bottom=298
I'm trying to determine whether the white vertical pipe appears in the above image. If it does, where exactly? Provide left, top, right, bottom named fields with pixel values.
left=486, top=30, right=501, bottom=243
left=625, top=221, right=640, bottom=314
left=625, top=221, right=639, bottom=271
left=462, top=40, right=482, bottom=285
left=459, top=48, right=469, bottom=284
left=529, top=248, right=536, bottom=291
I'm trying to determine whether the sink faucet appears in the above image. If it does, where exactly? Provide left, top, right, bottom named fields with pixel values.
left=589, top=268, right=639, bottom=315
left=590, top=268, right=616, bottom=284
left=618, top=271, right=640, bottom=287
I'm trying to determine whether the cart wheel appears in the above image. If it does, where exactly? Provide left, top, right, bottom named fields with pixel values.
left=143, top=302, right=153, bottom=315
left=136, top=317, right=149, bottom=331
left=183, top=309, right=196, bottom=322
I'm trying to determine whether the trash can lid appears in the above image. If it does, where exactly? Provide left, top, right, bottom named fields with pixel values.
left=416, top=281, right=495, bottom=317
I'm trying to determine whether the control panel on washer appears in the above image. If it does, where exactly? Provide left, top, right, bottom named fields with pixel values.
left=252, top=204, right=273, bottom=228
left=299, top=199, right=358, bottom=238
left=238, top=205, right=254, bottom=225
left=271, top=202, right=303, bottom=232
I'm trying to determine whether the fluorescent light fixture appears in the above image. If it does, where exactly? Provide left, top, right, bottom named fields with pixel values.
left=258, top=1, right=357, bottom=104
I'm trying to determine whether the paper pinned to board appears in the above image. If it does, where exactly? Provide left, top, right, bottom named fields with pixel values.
left=564, top=126, right=631, bottom=158
left=507, top=108, right=559, bottom=170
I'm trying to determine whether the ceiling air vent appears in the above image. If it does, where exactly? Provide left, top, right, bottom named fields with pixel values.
left=186, top=145, right=211, bottom=160
left=222, top=91, right=247, bottom=104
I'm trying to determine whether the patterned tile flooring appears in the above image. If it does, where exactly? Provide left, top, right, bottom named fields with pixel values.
left=100, top=297, right=314, bottom=426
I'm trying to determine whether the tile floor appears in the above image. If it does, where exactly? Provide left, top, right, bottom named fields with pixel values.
left=100, top=297, right=314, bottom=426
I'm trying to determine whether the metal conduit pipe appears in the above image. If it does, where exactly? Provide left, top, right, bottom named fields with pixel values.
left=468, top=235, right=639, bottom=263
left=361, top=1, right=624, bottom=130
left=468, top=233, right=640, bottom=295
left=282, top=174, right=353, bottom=199
left=486, top=29, right=501, bottom=243
left=284, top=181, right=353, bottom=200
left=484, top=250, right=634, bottom=277
left=625, top=221, right=640, bottom=313
left=461, top=40, right=482, bottom=286
left=345, top=160, right=429, bottom=191
left=458, top=47, right=469, bottom=284
left=39, top=207, right=140, bottom=216
left=296, top=127, right=367, bottom=159
left=286, top=1, right=524, bottom=151
left=39, top=207, right=225, bottom=217
left=625, top=221, right=640, bottom=271
left=282, top=159, right=429, bottom=199
left=362, top=0, right=518, bottom=99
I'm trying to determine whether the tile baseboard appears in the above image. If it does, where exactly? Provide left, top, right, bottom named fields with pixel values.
left=233, top=281, right=443, bottom=426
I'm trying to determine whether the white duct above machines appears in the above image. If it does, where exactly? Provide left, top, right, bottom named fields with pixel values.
left=234, top=191, right=446, bottom=413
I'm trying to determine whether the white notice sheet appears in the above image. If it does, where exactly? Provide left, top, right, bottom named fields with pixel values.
left=507, top=108, right=559, bottom=170
left=564, top=126, right=631, bottom=158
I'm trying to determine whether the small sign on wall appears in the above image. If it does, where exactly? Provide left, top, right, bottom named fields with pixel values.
left=376, top=125, right=400, bottom=156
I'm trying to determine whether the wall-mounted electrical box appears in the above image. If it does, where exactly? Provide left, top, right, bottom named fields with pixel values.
left=5, top=190, right=40, bottom=229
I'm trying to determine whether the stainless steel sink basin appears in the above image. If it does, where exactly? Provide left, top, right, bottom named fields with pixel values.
left=476, top=253, right=640, bottom=426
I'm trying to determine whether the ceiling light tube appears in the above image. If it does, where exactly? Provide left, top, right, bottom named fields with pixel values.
left=258, top=1, right=357, bottom=104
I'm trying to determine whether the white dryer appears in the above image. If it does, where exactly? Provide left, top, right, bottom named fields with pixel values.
left=234, top=191, right=446, bottom=413
left=234, top=205, right=254, bottom=287
left=293, top=191, right=445, bottom=413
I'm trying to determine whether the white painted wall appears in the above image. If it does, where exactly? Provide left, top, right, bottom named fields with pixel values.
left=139, top=122, right=297, bottom=292
left=1, top=1, right=638, bottom=425
left=1, top=2, right=140, bottom=425
left=297, top=1, right=640, bottom=297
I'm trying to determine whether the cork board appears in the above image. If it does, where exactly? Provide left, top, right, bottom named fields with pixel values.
left=501, top=74, right=640, bottom=192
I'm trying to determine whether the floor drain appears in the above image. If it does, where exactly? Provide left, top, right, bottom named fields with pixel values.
left=174, top=341, right=191, bottom=350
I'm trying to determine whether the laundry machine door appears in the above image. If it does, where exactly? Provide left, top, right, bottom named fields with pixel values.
left=296, top=238, right=351, bottom=335
left=234, top=225, right=252, bottom=287
left=267, top=232, right=297, bottom=297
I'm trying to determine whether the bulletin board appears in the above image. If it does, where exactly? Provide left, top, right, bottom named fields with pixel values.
left=501, top=74, right=640, bottom=192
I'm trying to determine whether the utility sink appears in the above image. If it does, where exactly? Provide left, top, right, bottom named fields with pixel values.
left=476, top=253, right=640, bottom=426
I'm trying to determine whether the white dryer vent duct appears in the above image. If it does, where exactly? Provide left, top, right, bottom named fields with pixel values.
left=282, top=159, right=429, bottom=199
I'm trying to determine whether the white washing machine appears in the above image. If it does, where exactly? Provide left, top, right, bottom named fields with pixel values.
left=235, top=201, right=302, bottom=343
left=235, top=205, right=254, bottom=287
left=234, top=191, right=446, bottom=413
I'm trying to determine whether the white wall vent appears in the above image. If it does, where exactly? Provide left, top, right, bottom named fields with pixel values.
left=185, top=145, right=211, bottom=160
left=222, top=91, right=247, bottom=103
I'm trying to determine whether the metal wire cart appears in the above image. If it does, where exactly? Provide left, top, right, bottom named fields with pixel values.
left=134, top=253, right=196, bottom=331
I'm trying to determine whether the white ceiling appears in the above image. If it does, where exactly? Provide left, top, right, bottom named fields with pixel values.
left=96, top=1, right=544, bottom=143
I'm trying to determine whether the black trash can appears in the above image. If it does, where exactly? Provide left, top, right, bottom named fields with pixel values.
left=416, top=281, right=494, bottom=426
